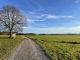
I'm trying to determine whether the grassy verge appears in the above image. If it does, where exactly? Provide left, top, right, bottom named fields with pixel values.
left=27, top=35, right=80, bottom=60
left=0, top=35, right=22, bottom=59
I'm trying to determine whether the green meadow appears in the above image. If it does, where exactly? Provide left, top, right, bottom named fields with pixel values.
left=0, top=35, right=22, bottom=59
left=27, top=35, right=80, bottom=60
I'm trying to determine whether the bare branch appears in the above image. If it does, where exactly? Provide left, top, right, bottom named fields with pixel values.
left=0, top=5, right=26, bottom=38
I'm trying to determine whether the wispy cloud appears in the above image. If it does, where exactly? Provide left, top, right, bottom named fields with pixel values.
left=21, top=10, right=74, bottom=21
left=27, top=18, right=45, bottom=23
left=23, top=26, right=80, bottom=34
left=46, top=15, right=73, bottom=19
left=25, top=11, right=74, bottom=23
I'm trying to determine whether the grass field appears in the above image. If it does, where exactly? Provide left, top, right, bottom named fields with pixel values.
left=0, top=35, right=22, bottom=59
left=27, top=35, right=80, bottom=60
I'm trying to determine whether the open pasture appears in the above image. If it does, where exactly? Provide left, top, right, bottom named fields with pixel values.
left=28, top=35, right=80, bottom=60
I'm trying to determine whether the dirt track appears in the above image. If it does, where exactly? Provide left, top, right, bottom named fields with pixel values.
left=6, top=38, right=50, bottom=60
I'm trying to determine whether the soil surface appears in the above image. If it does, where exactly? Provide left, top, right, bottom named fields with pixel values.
left=6, top=38, right=50, bottom=60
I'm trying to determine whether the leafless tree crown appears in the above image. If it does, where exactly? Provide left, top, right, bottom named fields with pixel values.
left=0, top=5, right=26, bottom=33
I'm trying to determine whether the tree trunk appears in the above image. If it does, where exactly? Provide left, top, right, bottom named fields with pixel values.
left=9, top=30, right=12, bottom=38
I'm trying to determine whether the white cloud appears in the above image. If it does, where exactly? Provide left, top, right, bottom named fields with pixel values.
left=27, top=18, right=45, bottom=23
left=21, top=10, right=74, bottom=23
left=46, top=15, right=73, bottom=19
left=23, top=26, right=80, bottom=34
left=27, top=14, right=73, bottom=23
left=21, top=10, right=74, bottom=25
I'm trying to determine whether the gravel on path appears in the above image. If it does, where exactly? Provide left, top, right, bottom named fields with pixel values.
left=6, top=38, right=50, bottom=60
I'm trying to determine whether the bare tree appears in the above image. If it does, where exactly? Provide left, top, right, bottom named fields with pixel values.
left=0, top=5, right=26, bottom=38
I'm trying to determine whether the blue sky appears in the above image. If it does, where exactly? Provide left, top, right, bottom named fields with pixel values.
left=0, top=0, right=80, bottom=34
